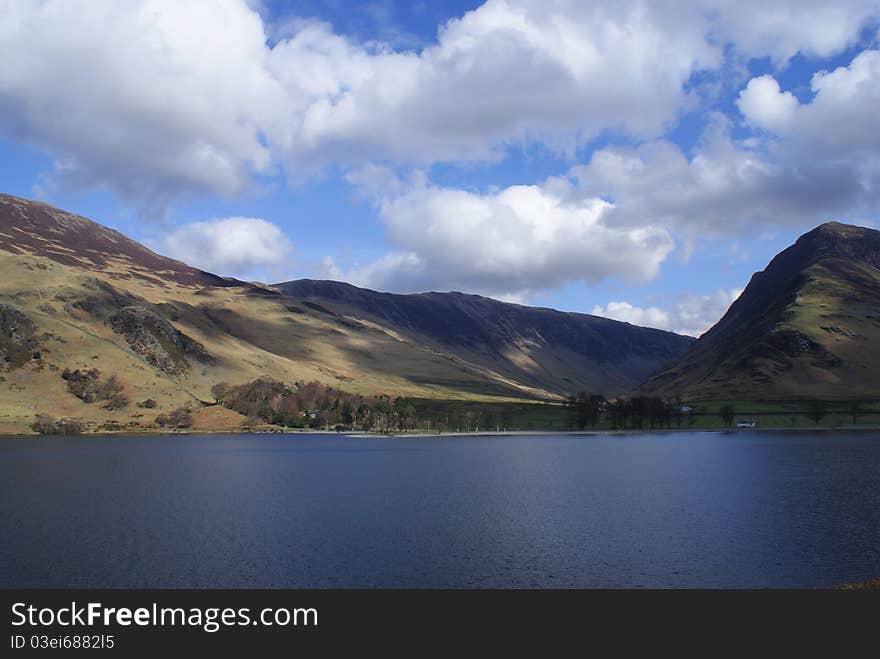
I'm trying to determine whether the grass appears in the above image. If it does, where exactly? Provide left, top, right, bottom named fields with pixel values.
left=0, top=249, right=541, bottom=434
left=688, top=398, right=880, bottom=429
left=403, top=397, right=880, bottom=433
left=5, top=245, right=880, bottom=436
left=407, top=398, right=572, bottom=431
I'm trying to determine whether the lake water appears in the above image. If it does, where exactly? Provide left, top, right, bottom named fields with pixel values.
left=2, top=431, right=879, bottom=588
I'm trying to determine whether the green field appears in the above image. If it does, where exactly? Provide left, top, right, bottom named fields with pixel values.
left=406, top=397, right=880, bottom=432
left=682, top=399, right=880, bottom=429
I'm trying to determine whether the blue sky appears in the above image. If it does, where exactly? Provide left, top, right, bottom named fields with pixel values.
left=1, top=1, right=879, bottom=335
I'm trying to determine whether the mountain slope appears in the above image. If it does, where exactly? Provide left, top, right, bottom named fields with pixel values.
left=276, top=279, right=694, bottom=398
left=0, top=192, right=694, bottom=431
left=640, top=222, right=880, bottom=400
left=0, top=193, right=237, bottom=288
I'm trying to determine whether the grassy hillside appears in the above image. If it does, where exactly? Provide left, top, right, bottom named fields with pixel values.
left=0, top=193, right=694, bottom=433
left=277, top=279, right=694, bottom=397
left=641, top=222, right=880, bottom=401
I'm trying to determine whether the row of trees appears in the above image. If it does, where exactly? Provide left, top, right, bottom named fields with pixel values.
left=212, top=378, right=423, bottom=433
left=213, top=380, right=705, bottom=432
left=564, top=393, right=694, bottom=430
left=212, top=378, right=527, bottom=433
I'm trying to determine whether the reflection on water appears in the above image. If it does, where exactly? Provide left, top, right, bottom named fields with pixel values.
left=1, top=431, right=879, bottom=588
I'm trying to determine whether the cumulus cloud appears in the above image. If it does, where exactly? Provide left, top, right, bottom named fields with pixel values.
left=779, top=49, right=880, bottom=157
left=737, top=51, right=880, bottom=156
left=0, top=0, right=284, bottom=213
left=269, top=1, right=716, bottom=172
left=328, top=45, right=880, bottom=299
left=572, top=87, right=880, bottom=239
left=3, top=0, right=880, bottom=304
left=337, top=43, right=880, bottom=299
left=160, top=217, right=292, bottom=278
left=590, top=301, right=672, bottom=330
left=592, top=289, right=743, bottom=337
left=341, top=173, right=674, bottom=298
left=1, top=0, right=878, bottom=208
left=737, top=75, right=799, bottom=132
left=702, top=0, right=880, bottom=64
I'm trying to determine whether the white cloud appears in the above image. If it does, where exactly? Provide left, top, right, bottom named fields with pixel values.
left=0, top=0, right=284, bottom=213
left=571, top=100, right=879, bottom=237
left=703, top=0, right=880, bottom=64
left=337, top=40, right=880, bottom=298
left=737, top=51, right=880, bottom=157
left=2, top=0, right=878, bottom=208
left=737, top=75, right=798, bottom=132
left=786, top=50, right=880, bottom=157
left=592, top=289, right=742, bottom=337
left=220, top=1, right=880, bottom=175
left=332, top=46, right=880, bottom=299
left=2, top=0, right=879, bottom=305
left=340, top=173, right=675, bottom=298
left=590, top=301, right=672, bottom=330
left=318, top=255, right=344, bottom=280
left=160, top=217, right=292, bottom=278
left=271, top=1, right=717, bottom=172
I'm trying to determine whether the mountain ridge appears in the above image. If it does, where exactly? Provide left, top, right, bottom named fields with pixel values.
left=0, top=193, right=241, bottom=289
left=0, top=192, right=695, bottom=432
left=276, top=278, right=695, bottom=396
left=640, top=221, right=880, bottom=400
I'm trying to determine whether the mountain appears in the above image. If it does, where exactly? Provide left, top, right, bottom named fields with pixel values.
left=640, top=222, right=880, bottom=400
left=0, top=193, right=237, bottom=289
left=275, top=279, right=695, bottom=398
left=0, top=192, right=693, bottom=432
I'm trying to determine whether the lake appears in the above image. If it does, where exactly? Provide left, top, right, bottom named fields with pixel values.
left=2, top=431, right=879, bottom=588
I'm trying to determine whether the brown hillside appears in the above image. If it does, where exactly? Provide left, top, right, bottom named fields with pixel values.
left=0, top=192, right=694, bottom=432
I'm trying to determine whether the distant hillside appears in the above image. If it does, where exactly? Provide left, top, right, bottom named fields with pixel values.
left=0, top=192, right=693, bottom=432
left=0, top=193, right=236, bottom=288
left=277, top=279, right=694, bottom=398
left=640, top=222, right=880, bottom=400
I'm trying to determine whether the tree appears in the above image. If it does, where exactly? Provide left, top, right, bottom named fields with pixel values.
left=33, top=414, right=83, bottom=434
left=103, top=391, right=129, bottom=410
left=97, top=374, right=124, bottom=400
left=169, top=407, right=194, bottom=428
left=630, top=396, right=654, bottom=429
left=62, top=369, right=126, bottom=406
left=211, top=382, right=231, bottom=404
left=608, top=398, right=629, bottom=429
left=62, top=368, right=101, bottom=402
left=806, top=400, right=826, bottom=425
left=848, top=401, right=862, bottom=426
left=720, top=405, right=735, bottom=428
left=57, top=418, right=85, bottom=434
left=32, top=413, right=57, bottom=434
left=647, top=397, right=666, bottom=429
left=672, top=397, right=684, bottom=428
left=568, top=392, right=605, bottom=429
left=341, top=402, right=354, bottom=428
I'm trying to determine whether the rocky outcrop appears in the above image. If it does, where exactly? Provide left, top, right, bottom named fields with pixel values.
left=106, top=306, right=212, bottom=376
left=0, top=304, right=40, bottom=370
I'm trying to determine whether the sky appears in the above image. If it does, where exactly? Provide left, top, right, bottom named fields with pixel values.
left=1, top=0, right=879, bottom=337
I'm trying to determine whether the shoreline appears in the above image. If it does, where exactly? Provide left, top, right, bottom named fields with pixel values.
left=348, top=424, right=880, bottom=438
left=5, top=424, right=880, bottom=439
